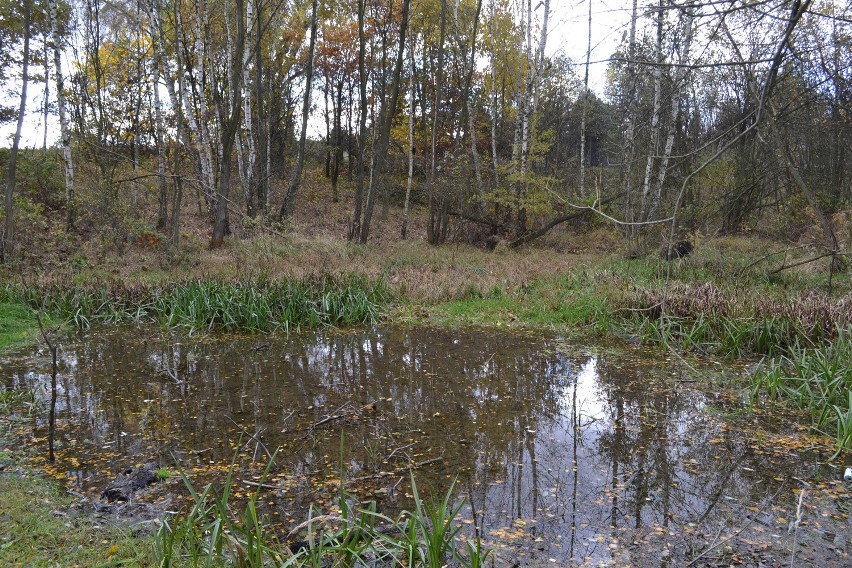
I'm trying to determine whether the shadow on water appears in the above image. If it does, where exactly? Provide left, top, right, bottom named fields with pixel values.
left=3, top=326, right=849, bottom=566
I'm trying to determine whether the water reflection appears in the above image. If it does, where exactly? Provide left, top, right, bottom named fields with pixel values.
left=1, top=327, right=833, bottom=565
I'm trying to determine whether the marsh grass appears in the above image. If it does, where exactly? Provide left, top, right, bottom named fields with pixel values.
left=0, top=476, right=151, bottom=566
left=2, top=273, right=388, bottom=333
left=751, top=328, right=852, bottom=457
left=0, top=301, right=38, bottom=350
left=155, top=458, right=486, bottom=567
left=156, top=452, right=286, bottom=567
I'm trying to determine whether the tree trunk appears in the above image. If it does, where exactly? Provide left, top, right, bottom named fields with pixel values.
left=42, top=37, right=49, bottom=154
left=349, top=0, right=368, bottom=240
left=3, top=0, right=30, bottom=262
left=152, top=24, right=169, bottom=231
left=49, top=0, right=74, bottom=232
left=402, top=35, right=415, bottom=240
left=255, top=0, right=267, bottom=215
left=359, top=0, right=411, bottom=244
left=331, top=79, right=343, bottom=203
left=279, top=0, right=319, bottom=221
left=238, top=0, right=258, bottom=217
left=646, top=7, right=694, bottom=223
left=193, top=0, right=216, bottom=214
left=641, top=0, right=664, bottom=222
left=578, top=0, right=591, bottom=198
left=621, top=0, right=638, bottom=235
left=211, top=0, right=247, bottom=248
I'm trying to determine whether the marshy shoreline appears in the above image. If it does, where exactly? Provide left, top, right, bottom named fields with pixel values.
left=1, top=234, right=850, bottom=566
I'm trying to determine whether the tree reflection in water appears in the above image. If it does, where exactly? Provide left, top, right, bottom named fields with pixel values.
left=4, top=326, right=836, bottom=565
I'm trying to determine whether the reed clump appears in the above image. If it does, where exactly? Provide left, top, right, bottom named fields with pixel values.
left=155, top=464, right=488, bottom=568
left=634, top=283, right=852, bottom=356
left=751, top=327, right=852, bottom=457
left=1, top=273, right=389, bottom=333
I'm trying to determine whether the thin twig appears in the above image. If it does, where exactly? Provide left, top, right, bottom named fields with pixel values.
left=385, top=441, right=416, bottom=461
left=790, top=485, right=807, bottom=568
left=770, top=252, right=845, bottom=274
left=736, top=244, right=809, bottom=275
left=286, top=515, right=347, bottom=538
left=241, top=479, right=286, bottom=491
left=226, top=416, right=274, bottom=461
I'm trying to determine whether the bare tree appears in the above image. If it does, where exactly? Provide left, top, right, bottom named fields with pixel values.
left=358, top=0, right=412, bottom=243
left=48, top=0, right=74, bottom=232
left=211, top=0, right=248, bottom=247
left=3, top=0, right=31, bottom=262
left=402, top=30, right=415, bottom=239
left=279, top=0, right=319, bottom=222
left=577, top=0, right=592, bottom=199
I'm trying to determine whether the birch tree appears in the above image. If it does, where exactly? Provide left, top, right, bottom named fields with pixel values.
left=48, top=0, right=74, bottom=231
left=3, top=0, right=31, bottom=262
left=279, top=0, right=319, bottom=221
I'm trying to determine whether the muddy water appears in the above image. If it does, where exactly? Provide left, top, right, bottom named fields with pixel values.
left=3, top=327, right=849, bottom=566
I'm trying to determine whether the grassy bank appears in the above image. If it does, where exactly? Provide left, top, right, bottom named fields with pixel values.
left=751, top=329, right=852, bottom=457
left=0, top=301, right=39, bottom=351
left=0, top=470, right=152, bottom=566
left=0, top=390, right=152, bottom=566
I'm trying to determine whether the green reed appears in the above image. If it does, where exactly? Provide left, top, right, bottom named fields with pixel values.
left=751, top=327, right=852, bottom=457
left=2, top=273, right=389, bottom=334
left=154, top=461, right=487, bottom=567
left=639, top=314, right=811, bottom=357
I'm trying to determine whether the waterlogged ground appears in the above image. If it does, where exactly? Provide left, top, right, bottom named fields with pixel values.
left=2, top=327, right=850, bottom=567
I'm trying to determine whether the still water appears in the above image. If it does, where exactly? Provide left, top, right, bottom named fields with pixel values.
left=2, top=326, right=847, bottom=566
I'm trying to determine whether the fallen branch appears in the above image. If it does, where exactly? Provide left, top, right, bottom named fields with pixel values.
left=241, top=479, right=286, bottom=491
left=508, top=196, right=618, bottom=249
left=293, top=401, right=378, bottom=437
left=736, top=244, right=808, bottom=275
left=770, top=251, right=844, bottom=274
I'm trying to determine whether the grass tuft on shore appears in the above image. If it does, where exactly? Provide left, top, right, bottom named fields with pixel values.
left=0, top=470, right=151, bottom=566
left=751, top=327, right=852, bottom=457
left=0, top=302, right=38, bottom=351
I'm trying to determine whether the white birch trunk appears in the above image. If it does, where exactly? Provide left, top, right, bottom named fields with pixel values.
left=489, top=0, right=499, bottom=189
left=622, top=0, right=638, bottom=231
left=578, top=0, right=591, bottom=198
left=238, top=0, right=257, bottom=213
left=151, top=20, right=168, bottom=229
left=49, top=0, right=74, bottom=231
left=647, top=8, right=694, bottom=222
left=641, top=0, right=664, bottom=221
left=193, top=0, right=216, bottom=210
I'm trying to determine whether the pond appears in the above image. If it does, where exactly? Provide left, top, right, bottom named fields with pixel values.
left=2, top=326, right=849, bottom=566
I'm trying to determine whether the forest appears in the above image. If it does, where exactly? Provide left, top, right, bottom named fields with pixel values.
left=0, top=0, right=848, bottom=259
left=1, top=0, right=852, bottom=566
